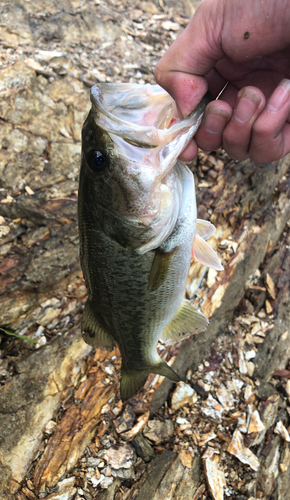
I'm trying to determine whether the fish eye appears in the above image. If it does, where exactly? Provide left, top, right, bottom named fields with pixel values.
left=87, top=150, right=107, bottom=173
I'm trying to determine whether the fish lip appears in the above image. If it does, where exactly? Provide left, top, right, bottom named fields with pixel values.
left=91, top=84, right=162, bottom=147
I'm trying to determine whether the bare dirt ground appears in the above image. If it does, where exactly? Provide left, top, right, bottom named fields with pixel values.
left=0, top=1, right=290, bottom=499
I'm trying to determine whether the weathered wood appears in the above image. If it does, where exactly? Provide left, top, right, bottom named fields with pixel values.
left=254, top=241, right=290, bottom=380
left=0, top=328, right=91, bottom=499
left=33, top=349, right=119, bottom=493
left=125, top=450, right=178, bottom=500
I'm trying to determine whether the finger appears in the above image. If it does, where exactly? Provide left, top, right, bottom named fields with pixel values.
left=195, top=101, right=232, bottom=152
left=249, top=79, right=290, bottom=163
left=179, top=101, right=231, bottom=161
left=162, top=72, right=208, bottom=120
left=154, top=2, right=224, bottom=116
left=178, top=138, right=199, bottom=162
left=179, top=78, right=236, bottom=161
left=222, top=87, right=266, bottom=160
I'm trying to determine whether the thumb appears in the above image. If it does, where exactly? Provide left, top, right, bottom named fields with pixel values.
left=154, top=0, right=224, bottom=116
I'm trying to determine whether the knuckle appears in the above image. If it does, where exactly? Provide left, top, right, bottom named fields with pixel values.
left=252, top=120, right=271, bottom=138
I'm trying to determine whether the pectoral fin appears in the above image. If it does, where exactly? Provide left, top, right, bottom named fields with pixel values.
left=162, top=300, right=209, bottom=344
left=196, top=219, right=216, bottom=240
left=192, top=233, right=224, bottom=271
left=81, top=299, right=115, bottom=350
left=148, top=247, right=178, bottom=292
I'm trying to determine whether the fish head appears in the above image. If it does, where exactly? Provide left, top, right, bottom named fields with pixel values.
left=80, top=83, right=210, bottom=252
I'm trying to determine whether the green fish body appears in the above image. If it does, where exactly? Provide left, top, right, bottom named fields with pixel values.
left=78, top=84, right=222, bottom=401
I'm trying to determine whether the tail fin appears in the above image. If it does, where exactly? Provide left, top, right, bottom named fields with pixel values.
left=120, top=359, right=180, bottom=402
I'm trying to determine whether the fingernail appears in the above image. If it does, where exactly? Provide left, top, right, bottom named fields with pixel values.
left=233, top=88, right=261, bottom=124
left=203, top=105, right=229, bottom=134
left=267, top=79, right=290, bottom=112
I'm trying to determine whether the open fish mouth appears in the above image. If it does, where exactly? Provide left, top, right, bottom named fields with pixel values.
left=89, top=83, right=211, bottom=254
left=91, top=83, right=177, bottom=148
left=91, top=83, right=211, bottom=158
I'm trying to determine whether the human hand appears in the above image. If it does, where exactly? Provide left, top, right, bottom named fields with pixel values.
left=154, top=0, right=290, bottom=163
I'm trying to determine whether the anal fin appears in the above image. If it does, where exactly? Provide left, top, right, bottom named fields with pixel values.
left=81, top=299, right=115, bottom=350
left=162, top=299, right=209, bottom=345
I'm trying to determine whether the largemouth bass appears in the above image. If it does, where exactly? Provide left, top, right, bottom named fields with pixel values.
left=78, top=83, right=223, bottom=401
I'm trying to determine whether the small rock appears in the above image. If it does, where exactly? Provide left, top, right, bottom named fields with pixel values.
left=132, top=433, right=155, bottom=462
left=207, top=268, right=218, bottom=288
left=140, top=1, right=158, bottom=14
left=111, top=466, right=135, bottom=479
left=265, top=299, right=273, bottom=314
left=280, top=463, right=288, bottom=473
left=216, top=387, right=235, bottom=411
left=114, top=405, right=135, bottom=433
left=38, top=307, right=61, bottom=327
left=102, top=466, right=111, bottom=477
left=171, top=381, right=196, bottom=411
left=192, top=381, right=208, bottom=398
left=0, top=225, right=10, bottom=237
left=203, top=452, right=226, bottom=500
left=246, top=361, right=255, bottom=376
left=42, top=477, right=76, bottom=500
left=176, top=416, right=189, bottom=425
left=143, top=419, right=174, bottom=444
left=247, top=410, right=265, bottom=434
left=103, top=444, right=135, bottom=469
left=238, top=349, right=247, bottom=375
left=44, top=420, right=57, bottom=434
left=202, top=447, right=219, bottom=459
left=227, top=429, right=259, bottom=471
left=198, top=379, right=211, bottom=392
left=86, top=457, right=101, bottom=467
left=89, top=470, right=101, bottom=488
left=227, top=377, right=244, bottom=394
left=274, top=421, right=290, bottom=442
left=161, top=20, right=180, bottom=31
left=99, top=475, right=114, bottom=489
left=102, top=359, right=115, bottom=376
